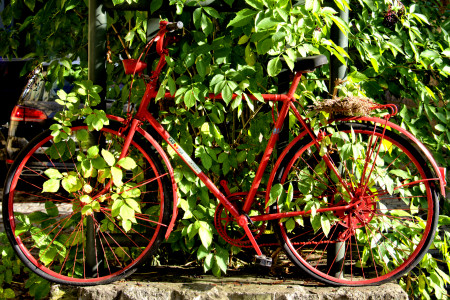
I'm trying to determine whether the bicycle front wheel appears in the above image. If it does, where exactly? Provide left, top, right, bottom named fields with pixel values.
left=270, top=121, right=439, bottom=286
left=2, top=123, right=172, bottom=285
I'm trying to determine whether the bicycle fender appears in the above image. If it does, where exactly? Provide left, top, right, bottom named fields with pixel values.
left=337, top=116, right=446, bottom=196
left=107, top=115, right=179, bottom=240
left=266, top=130, right=310, bottom=205
left=137, top=127, right=179, bottom=239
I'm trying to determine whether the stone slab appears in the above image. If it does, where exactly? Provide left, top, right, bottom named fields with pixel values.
left=49, top=267, right=408, bottom=300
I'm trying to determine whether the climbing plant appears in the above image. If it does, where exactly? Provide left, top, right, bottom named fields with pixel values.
left=0, top=0, right=449, bottom=299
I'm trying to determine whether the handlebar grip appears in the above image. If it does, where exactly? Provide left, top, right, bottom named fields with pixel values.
left=166, top=21, right=183, bottom=32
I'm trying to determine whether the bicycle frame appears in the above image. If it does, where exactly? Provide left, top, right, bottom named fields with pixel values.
left=115, top=21, right=447, bottom=256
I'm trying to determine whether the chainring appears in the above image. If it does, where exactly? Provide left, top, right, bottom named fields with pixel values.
left=214, top=194, right=266, bottom=248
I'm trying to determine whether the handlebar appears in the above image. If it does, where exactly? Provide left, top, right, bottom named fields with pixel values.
left=165, top=21, right=183, bottom=32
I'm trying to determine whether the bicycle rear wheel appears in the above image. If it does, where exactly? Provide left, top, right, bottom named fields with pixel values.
left=2, top=123, right=172, bottom=285
left=270, top=121, right=439, bottom=286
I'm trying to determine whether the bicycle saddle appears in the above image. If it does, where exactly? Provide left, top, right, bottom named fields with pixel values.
left=283, top=55, right=328, bottom=72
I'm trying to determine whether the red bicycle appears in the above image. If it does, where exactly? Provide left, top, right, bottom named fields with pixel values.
left=3, top=21, right=446, bottom=286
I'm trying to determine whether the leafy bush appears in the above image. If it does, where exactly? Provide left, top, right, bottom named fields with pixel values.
left=1, top=0, right=449, bottom=299
left=0, top=233, right=51, bottom=299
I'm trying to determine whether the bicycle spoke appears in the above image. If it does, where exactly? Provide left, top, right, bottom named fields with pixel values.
left=4, top=125, right=171, bottom=284
left=273, top=121, right=437, bottom=285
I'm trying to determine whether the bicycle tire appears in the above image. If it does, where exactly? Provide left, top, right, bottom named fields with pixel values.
left=270, top=121, right=439, bottom=286
left=2, top=123, right=172, bottom=285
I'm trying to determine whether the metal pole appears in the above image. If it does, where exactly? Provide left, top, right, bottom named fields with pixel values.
left=88, top=0, right=107, bottom=88
left=86, top=0, right=107, bottom=275
left=327, top=2, right=349, bottom=280
left=329, top=4, right=349, bottom=91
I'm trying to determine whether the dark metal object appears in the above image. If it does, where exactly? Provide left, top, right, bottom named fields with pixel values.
left=86, top=0, right=107, bottom=274
left=327, top=2, right=349, bottom=280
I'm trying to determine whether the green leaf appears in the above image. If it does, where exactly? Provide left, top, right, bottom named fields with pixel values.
left=24, top=0, right=35, bottom=11
left=276, top=7, right=289, bottom=22
left=227, top=9, right=257, bottom=27
left=370, top=57, right=379, bottom=73
left=201, top=14, right=213, bottom=36
left=256, top=38, right=273, bottom=55
left=29, top=211, right=48, bottom=222
left=245, top=44, right=256, bottom=66
left=203, top=7, right=220, bottom=19
left=193, top=8, right=202, bottom=29
left=45, top=201, right=59, bottom=217
left=125, top=198, right=141, bottom=213
left=168, top=76, right=176, bottom=96
left=238, top=35, right=250, bottom=45
left=80, top=195, right=93, bottom=204
left=210, top=74, right=225, bottom=87
left=204, top=253, right=213, bottom=272
left=44, top=169, right=63, bottom=179
left=236, top=151, right=246, bottom=164
left=245, top=0, right=263, bottom=10
left=3, top=288, right=15, bottom=299
left=321, top=214, right=331, bottom=237
left=285, top=218, right=296, bottom=232
left=122, top=219, right=132, bottom=232
left=117, top=157, right=137, bottom=170
left=195, top=58, right=207, bottom=79
left=120, top=203, right=135, bottom=220
left=197, top=245, right=209, bottom=260
left=91, top=156, right=107, bottom=169
left=111, top=166, right=123, bottom=187
left=122, top=184, right=142, bottom=198
left=435, top=124, right=446, bottom=132
left=222, top=84, right=233, bottom=105
left=91, top=200, right=101, bottom=211
left=102, top=149, right=116, bottom=167
left=198, top=221, right=213, bottom=248
left=87, top=145, right=99, bottom=158
left=196, top=147, right=213, bottom=170
left=81, top=205, right=93, bottom=216
left=60, top=58, right=72, bottom=70
left=266, top=183, right=283, bottom=208
left=150, top=0, right=162, bottom=13
left=76, top=129, right=89, bottom=142
left=215, top=245, right=229, bottom=273
left=184, top=89, right=196, bottom=108
left=421, top=50, right=440, bottom=60
left=112, top=199, right=124, bottom=217
left=311, top=214, right=321, bottom=233
left=124, top=31, right=135, bottom=43
left=184, top=222, right=196, bottom=239
left=329, top=15, right=351, bottom=37
left=41, top=246, right=57, bottom=266
left=256, top=17, right=278, bottom=30
left=411, top=13, right=430, bottom=25
left=267, top=57, right=282, bottom=77
left=305, top=0, right=320, bottom=12
left=389, top=169, right=410, bottom=179
left=282, top=54, right=294, bottom=71
left=61, top=175, right=82, bottom=193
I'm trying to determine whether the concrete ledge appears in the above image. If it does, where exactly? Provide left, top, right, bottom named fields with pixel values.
left=50, top=267, right=408, bottom=300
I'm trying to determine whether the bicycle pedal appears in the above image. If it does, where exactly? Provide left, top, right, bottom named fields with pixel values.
left=255, top=255, right=272, bottom=267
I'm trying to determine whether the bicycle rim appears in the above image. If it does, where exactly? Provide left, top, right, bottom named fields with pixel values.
left=271, top=121, right=438, bottom=286
left=3, top=124, right=171, bottom=285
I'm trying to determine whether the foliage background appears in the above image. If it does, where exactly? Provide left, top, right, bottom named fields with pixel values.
left=1, top=0, right=449, bottom=299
